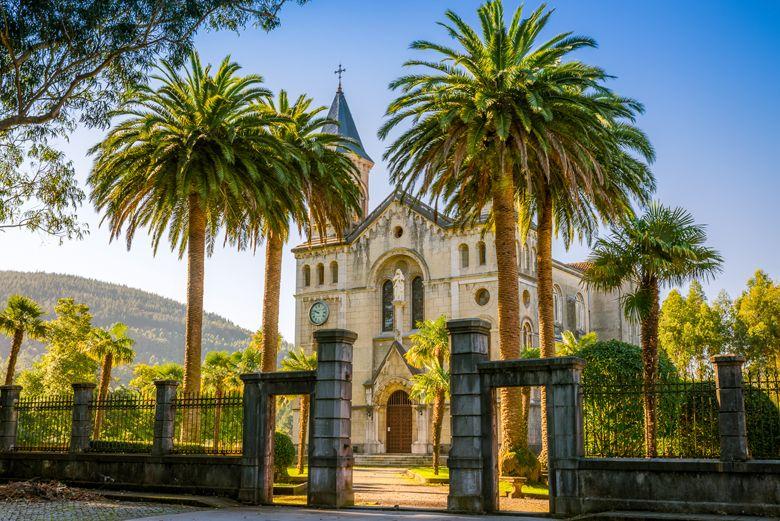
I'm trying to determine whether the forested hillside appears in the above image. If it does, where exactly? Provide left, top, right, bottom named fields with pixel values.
left=0, top=271, right=255, bottom=368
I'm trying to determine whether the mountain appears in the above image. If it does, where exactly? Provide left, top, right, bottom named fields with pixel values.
left=0, top=270, right=255, bottom=370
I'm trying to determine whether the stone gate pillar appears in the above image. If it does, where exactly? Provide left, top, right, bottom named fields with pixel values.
left=152, top=379, right=178, bottom=456
left=0, top=385, right=21, bottom=451
left=446, top=318, right=490, bottom=513
left=712, top=354, right=749, bottom=461
left=70, top=382, right=96, bottom=453
left=547, top=358, right=585, bottom=515
left=308, top=329, right=356, bottom=508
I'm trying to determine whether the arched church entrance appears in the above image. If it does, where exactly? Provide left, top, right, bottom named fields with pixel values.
left=385, top=390, right=412, bottom=453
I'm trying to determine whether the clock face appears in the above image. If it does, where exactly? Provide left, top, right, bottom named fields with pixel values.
left=309, top=301, right=329, bottom=325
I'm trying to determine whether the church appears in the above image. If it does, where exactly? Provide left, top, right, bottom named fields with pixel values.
left=292, top=82, right=638, bottom=456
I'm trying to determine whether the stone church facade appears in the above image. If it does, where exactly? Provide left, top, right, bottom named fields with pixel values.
left=292, top=86, right=638, bottom=455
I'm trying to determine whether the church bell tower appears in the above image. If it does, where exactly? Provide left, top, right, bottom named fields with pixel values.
left=323, top=65, right=374, bottom=220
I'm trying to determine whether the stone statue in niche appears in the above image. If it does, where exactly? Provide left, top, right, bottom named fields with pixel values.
left=392, top=268, right=405, bottom=303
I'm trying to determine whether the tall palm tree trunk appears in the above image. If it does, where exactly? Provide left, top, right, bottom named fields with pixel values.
left=4, top=329, right=23, bottom=385
left=641, top=279, right=660, bottom=458
left=536, top=193, right=555, bottom=467
left=93, top=353, right=113, bottom=438
left=183, top=194, right=206, bottom=394
left=297, top=395, right=309, bottom=473
left=492, top=170, right=525, bottom=468
left=261, top=231, right=284, bottom=372
left=431, top=389, right=445, bottom=474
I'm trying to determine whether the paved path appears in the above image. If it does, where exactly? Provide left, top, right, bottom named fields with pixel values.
left=130, top=505, right=550, bottom=521
left=0, top=499, right=201, bottom=521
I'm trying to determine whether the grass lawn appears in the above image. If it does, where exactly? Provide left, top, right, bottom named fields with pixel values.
left=409, top=467, right=548, bottom=497
left=287, top=466, right=308, bottom=478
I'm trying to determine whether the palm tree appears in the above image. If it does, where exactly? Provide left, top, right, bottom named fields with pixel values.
left=582, top=203, right=722, bottom=456
left=0, top=295, right=46, bottom=385
left=225, top=91, right=362, bottom=373
left=85, top=323, right=135, bottom=437
left=405, top=315, right=449, bottom=474
left=89, top=52, right=293, bottom=394
left=281, top=348, right=317, bottom=473
left=380, top=0, right=653, bottom=473
left=556, top=331, right=598, bottom=356
left=202, top=351, right=241, bottom=451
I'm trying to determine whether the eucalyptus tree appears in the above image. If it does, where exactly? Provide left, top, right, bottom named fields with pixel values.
left=405, top=315, right=449, bottom=474
left=281, top=348, right=317, bottom=473
left=583, top=203, right=722, bottom=456
left=90, top=53, right=294, bottom=394
left=225, top=91, right=362, bottom=372
left=86, top=322, right=135, bottom=437
left=380, top=0, right=653, bottom=473
left=0, top=295, right=46, bottom=384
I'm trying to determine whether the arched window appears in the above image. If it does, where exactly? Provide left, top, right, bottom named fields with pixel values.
left=522, top=321, right=534, bottom=349
left=575, top=293, right=586, bottom=331
left=381, top=280, right=394, bottom=332
left=553, top=285, right=562, bottom=324
left=478, top=241, right=487, bottom=266
left=303, top=265, right=311, bottom=287
left=411, top=276, right=424, bottom=328
left=531, top=248, right=537, bottom=273
left=317, top=263, right=325, bottom=285
left=524, top=246, right=531, bottom=272
left=459, top=244, right=469, bottom=268
left=330, top=261, right=339, bottom=284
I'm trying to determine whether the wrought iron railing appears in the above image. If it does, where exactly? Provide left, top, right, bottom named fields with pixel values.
left=89, top=390, right=156, bottom=453
left=581, top=378, right=719, bottom=458
left=172, top=391, right=243, bottom=455
left=15, top=394, right=73, bottom=452
left=743, top=367, right=780, bottom=459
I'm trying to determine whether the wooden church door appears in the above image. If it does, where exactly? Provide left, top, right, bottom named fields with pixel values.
left=386, top=390, right=412, bottom=453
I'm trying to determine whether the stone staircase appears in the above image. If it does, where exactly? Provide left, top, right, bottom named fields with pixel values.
left=354, top=453, right=446, bottom=467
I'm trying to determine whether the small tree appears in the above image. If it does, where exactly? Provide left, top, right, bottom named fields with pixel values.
left=405, top=316, right=449, bottom=474
left=733, top=270, right=780, bottom=374
left=85, top=322, right=135, bottom=437
left=281, top=348, right=317, bottom=473
left=0, top=295, right=46, bottom=384
left=202, top=351, right=241, bottom=451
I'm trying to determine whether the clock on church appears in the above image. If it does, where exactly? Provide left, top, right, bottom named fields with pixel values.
left=309, top=300, right=329, bottom=325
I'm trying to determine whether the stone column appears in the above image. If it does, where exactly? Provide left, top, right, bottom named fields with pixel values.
left=712, top=354, right=749, bottom=461
left=152, top=380, right=179, bottom=456
left=308, top=328, right=356, bottom=508
left=238, top=373, right=262, bottom=503
left=547, top=358, right=586, bottom=516
left=70, top=382, right=96, bottom=453
left=446, top=318, right=490, bottom=513
left=0, top=385, right=22, bottom=451
left=255, top=383, right=275, bottom=505
left=412, top=405, right=430, bottom=454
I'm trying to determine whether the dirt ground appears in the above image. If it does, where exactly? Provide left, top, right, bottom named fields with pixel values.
left=277, top=467, right=548, bottom=514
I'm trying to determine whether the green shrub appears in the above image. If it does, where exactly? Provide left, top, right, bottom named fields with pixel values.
left=274, top=431, right=295, bottom=480
left=576, top=340, right=679, bottom=457
left=744, top=385, right=780, bottom=458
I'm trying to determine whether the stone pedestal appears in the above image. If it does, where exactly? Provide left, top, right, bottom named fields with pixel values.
left=70, top=383, right=96, bottom=453
left=712, top=354, right=749, bottom=461
left=411, top=405, right=431, bottom=454
left=309, top=329, right=356, bottom=508
left=0, top=385, right=21, bottom=451
left=152, top=380, right=178, bottom=456
left=446, top=318, right=490, bottom=513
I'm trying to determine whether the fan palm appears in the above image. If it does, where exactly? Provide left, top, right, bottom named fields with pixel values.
left=0, top=295, right=46, bottom=385
left=281, top=348, right=317, bottom=473
left=226, top=91, right=362, bottom=372
left=582, top=202, right=722, bottom=456
left=406, top=315, right=449, bottom=474
left=85, top=323, right=135, bottom=438
left=89, top=52, right=295, bottom=394
left=380, top=0, right=653, bottom=472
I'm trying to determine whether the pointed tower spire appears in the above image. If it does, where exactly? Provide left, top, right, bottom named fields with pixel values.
left=323, top=67, right=374, bottom=218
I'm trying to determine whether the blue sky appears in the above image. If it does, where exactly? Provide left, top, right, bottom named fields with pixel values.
left=1, top=0, right=778, bottom=344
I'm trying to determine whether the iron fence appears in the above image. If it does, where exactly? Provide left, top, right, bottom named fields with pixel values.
left=89, top=390, right=156, bottom=453
left=14, top=394, right=73, bottom=452
left=743, top=367, right=780, bottom=459
left=581, top=378, right=719, bottom=458
left=172, top=391, right=243, bottom=455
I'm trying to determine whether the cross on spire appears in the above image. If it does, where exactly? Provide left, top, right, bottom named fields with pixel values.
left=335, top=63, right=346, bottom=92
